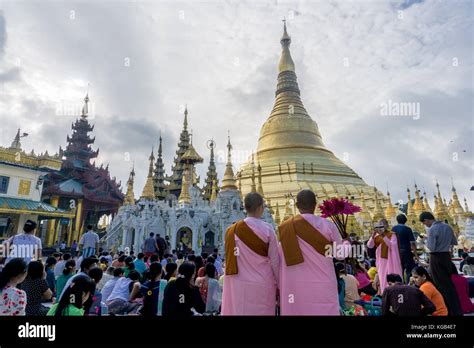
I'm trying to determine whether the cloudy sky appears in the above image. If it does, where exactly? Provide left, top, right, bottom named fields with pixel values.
left=0, top=0, right=472, bottom=208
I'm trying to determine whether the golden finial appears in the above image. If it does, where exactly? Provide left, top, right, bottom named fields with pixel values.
left=140, top=149, right=155, bottom=200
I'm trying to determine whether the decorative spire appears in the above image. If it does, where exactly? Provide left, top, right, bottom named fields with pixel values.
left=153, top=135, right=167, bottom=200
left=423, top=190, right=432, bottom=213
left=450, top=182, right=464, bottom=216
left=178, top=165, right=192, bottom=204
left=81, top=93, right=89, bottom=118
left=9, top=128, right=26, bottom=150
left=203, top=140, right=218, bottom=199
left=140, top=148, right=155, bottom=200
left=257, top=162, right=264, bottom=197
left=434, top=180, right=449, bottom=221
left=184, top=105, right=188, bottom=131
left=124, top=165, right=136, bottom=205
left=413, top=183, right=424, bottom=216
left=250, top=152, right=257, bottom=193
left=221, top=134, right=238, bottom=191
left=279, top=18, right=295, bottom=73
left=406, top=187, right=416, bottom=224
left=166, top=106, right=192, bottom=198
left=464, top=198, right=472, bottom=214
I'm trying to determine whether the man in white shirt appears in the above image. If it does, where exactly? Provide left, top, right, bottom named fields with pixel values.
left=79, top=224, right=99, bottom=258
left=3, top=220, right=42, bottom=264
left=101, top=268, right=124, bottom=302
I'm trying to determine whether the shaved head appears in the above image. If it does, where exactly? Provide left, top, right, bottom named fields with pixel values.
left=296, top=189, right=317, bottom=213
left=244, top=192, right=264, bottom=214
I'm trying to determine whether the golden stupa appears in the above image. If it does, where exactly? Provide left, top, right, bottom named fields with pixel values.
left=238, top=22, right=389, bottom=227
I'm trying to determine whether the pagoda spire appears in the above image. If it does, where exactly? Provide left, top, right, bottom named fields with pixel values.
left=450, top=182, right=464, bottom=216
left=413, top=183, right=424, bottom=216
left=257, top=162, right=264, bottom=197
left=140, top=148, right=155, bottom=200
left=434, top=180, right=449, bottom=221
left=464, top=197, right=472, bottom=214
left=9, top=128, right=25, bottom=150
left=124, top=165, right=136, bottom=205
left=166, top=106, right=192, bottom=198
left=423, top=190, right=432, bottom=212
left=62, top=94, right=99, bottom=170
left=203, top=140, right=218, bottom=199
left=81, top=93, right=89, bottom=118
left=406, top=187, right=416, bottom=224
left=221, top=134, right=238, bottom=191
left=279, top=18, right=295, bottom=74
left=153, top=135, right=167, bottom=200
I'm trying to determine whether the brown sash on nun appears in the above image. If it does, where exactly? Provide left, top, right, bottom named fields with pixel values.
left=374, top=231, right=394, bottom=259
left=279, top=215, right=331, bottom=267
left=225, top=220, right=269, bottom=275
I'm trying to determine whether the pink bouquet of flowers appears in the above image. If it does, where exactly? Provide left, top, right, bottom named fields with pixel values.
left=319, top=197, right=361, bottom=239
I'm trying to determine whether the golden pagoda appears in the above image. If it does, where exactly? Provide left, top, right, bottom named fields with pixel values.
left=140, top=149, right=156, bottom=200
left=238, top=21, right=389, bottom=215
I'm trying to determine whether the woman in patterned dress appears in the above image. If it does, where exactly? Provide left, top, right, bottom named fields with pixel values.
left=0, top=258, right=28, bottom=316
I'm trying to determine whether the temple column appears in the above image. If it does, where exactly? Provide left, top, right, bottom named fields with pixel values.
left=72, top=199, right=83, bottom=245
left=46, top=196, right=59, bottom=247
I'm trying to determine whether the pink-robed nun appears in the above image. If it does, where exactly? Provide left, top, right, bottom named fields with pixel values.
left=278, top=190, right=349, bottom=315
left=367, top=219, right=403, bottom=294
left=221, top=192, right=280, bottom=315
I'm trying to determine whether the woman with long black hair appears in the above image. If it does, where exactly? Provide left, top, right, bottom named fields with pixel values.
left=19, top=260, right=52, bottom=316
left=0, top=258, right=27, bottom=316
left=47, top=275, right=95, bottom=316
left=412, top=266, right=448, bottom=316
left=139, top=262, right=167, bottom=316
left=162, top=262, right=205, bottom=317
